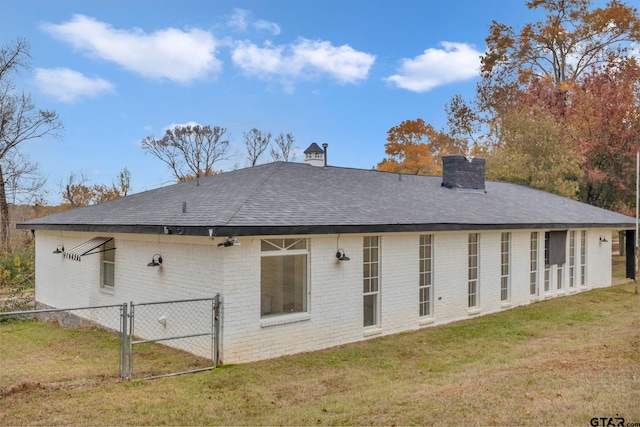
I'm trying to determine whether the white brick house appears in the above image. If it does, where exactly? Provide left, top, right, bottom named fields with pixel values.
left=18, top=149, right=635, bottom=364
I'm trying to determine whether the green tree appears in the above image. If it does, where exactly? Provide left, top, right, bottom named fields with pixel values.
left=486, top=104, right=583, bottom=198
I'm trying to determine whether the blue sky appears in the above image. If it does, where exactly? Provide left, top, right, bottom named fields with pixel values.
left=3, top=0, right=544, bottom=203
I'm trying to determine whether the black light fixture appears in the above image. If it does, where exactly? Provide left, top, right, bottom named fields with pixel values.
left=147, top=254, right=163, bottom=267
left=599, top=236, right=608, bottom=244
left=217, top=237, right=239, bottom=248
left=336, top=249, right=350, bottom=261
left=53, top=245, right=64, bottom=254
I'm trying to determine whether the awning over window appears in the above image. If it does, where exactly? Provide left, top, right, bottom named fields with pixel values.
left=548, top=231, right=567, bottom=265
left=64, top=237, right=114, bottom=261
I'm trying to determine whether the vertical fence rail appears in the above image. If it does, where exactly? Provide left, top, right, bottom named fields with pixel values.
left=213, top=293, right=221, bottom=367
left=120, top=302, right=128, bottom=380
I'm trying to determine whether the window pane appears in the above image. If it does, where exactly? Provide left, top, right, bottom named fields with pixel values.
left=285, top=239, right=306, bottom=250
left=363, top=294, right=377, bottom=327
left=363, top=278, right=371, bottom=294
left=103, top=240, right=115, bottom=262
left=261, top=239, right=282, bottom=251
left=103, top=262, right=114, bottom=288
left=370, top=277, right=378, bottom=292
left=261, top=254, right=307, bottom=316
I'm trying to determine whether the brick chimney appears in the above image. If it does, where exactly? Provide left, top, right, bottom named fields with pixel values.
left=441, top=155, right=486, bottom=191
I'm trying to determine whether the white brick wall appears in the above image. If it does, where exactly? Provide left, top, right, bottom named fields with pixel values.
left=34, top=227, right=615, bottom=364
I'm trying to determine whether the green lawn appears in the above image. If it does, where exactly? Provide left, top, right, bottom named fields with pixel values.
left=1, top=282, right=639, bottom=426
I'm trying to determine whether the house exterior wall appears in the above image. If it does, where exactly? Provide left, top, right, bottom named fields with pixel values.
left=33, top=228, right=613, bottom=364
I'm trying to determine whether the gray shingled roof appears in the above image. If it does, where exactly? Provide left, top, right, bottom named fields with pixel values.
left=17, top=162, right=635, bottom=236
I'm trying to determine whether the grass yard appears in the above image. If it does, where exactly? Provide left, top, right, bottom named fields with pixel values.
left=1, top=282, right=639, bottom=426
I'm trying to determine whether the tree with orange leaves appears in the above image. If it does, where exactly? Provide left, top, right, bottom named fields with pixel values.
left=377, top=119, right=466, bottom=175
left=568, top=59, right=640, bottom=214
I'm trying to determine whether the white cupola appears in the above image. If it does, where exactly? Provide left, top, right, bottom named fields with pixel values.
left=303, top=142, right=327, bottom=167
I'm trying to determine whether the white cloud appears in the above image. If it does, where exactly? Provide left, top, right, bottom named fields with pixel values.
left=228, top=9, right=250, bottom=31
left=34, top=68, right=114, bottom=103
left=41, top=14, right=221, bottom=83
left=231, top=38, right=375, bottom=90
left=385, top=42, right=482, bottom=92
left=228, top=9, right=280, bottom=36
left=254, top=20, right=281, bottom=36
left=163, top=121, right=201, bottom=132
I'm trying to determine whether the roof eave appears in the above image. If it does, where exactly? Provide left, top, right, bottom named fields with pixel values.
left=17, top=222, right=636, bottom=237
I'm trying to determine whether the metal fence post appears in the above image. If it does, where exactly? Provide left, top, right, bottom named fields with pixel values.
left=120, top=303, right=128, bottom=380
left=128, top=302, right=134, bottom=380
left=213, top=293, right=221, bottom=367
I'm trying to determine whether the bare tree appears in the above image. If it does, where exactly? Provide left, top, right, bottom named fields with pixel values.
left=117, top=167, right=131, bottom=197
left=60, top=167, right=132, bottom=208
left=2, top=150, right=46, bottom=205
left=0, top=38, right=62, bottom=248
left=244, top=128, right=271, bottom=166
left=60, top=171, right=92, bottom=208
left=141, top=124, right=230, bottom=182
left=270, top=133, right=296, bottom=162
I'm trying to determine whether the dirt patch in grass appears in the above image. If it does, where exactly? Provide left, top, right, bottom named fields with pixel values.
left=1, top=283, right=639, bottom=426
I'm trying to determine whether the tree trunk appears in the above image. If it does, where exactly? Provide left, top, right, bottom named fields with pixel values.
left=0, top=164, right=10, bottom=251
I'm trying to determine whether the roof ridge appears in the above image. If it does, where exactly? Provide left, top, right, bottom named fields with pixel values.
left=220, top=162, right=285, bottom=226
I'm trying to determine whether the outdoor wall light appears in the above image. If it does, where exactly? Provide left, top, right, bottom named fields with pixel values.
left=53, top=245, right=64, bottom=254
left=599, top=236, right=609, bottom=244
left=218, top=237, right=239, bottom=248
left=336, top=249, right=350, bottom=261
left=147, top=254, right=163, bottom=267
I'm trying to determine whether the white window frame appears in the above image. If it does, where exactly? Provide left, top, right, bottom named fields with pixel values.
left=100, top=239, right=115, bottom=291
left=530, top=232, right=539, bottom=296
left=557, top=263, right=564, bottom=291
left=260, top=238, right=309, bottom=318
left=580, top=230, right=587, bottom=287
left=419, top=234, right=433, bottom=318
left=468, top=233, right=480, bottom=309
left=544, top=232, right=551, bottom=293
left=363, top=236, right=380, bottom=328
left=569, top=231, right=576, bottom=288
left=500, top=232, right=510, bottom=302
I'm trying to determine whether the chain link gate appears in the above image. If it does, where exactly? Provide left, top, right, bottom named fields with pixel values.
left=128, top=294, right=221, bottom=380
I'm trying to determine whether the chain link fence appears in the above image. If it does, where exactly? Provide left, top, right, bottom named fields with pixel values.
left=0, top=295, right=221, bottom=394
left=0, top=304, right=127, bottom=395
left=129, top=296, right=220, bottom=380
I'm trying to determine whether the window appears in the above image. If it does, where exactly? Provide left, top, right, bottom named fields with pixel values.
left=419, top=235, right=433, bottom=317
left=260, top=238, right=308, bottom=317
left=544, top=232, right=550, bottom=292
left=468, top=233, right=479, bottom=308
left=363, top=236, right=380, bottom=327
left=101, top=239, right=115, bottom=289
left=500, top=232, right=510, bottom=302
left=530, top=232, right=538, bottom=296
left=569, top=231, right=576, bottom=288
left=580, top=230, right=587, bottom=286
left=557, top=263, right=564, bottom=290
